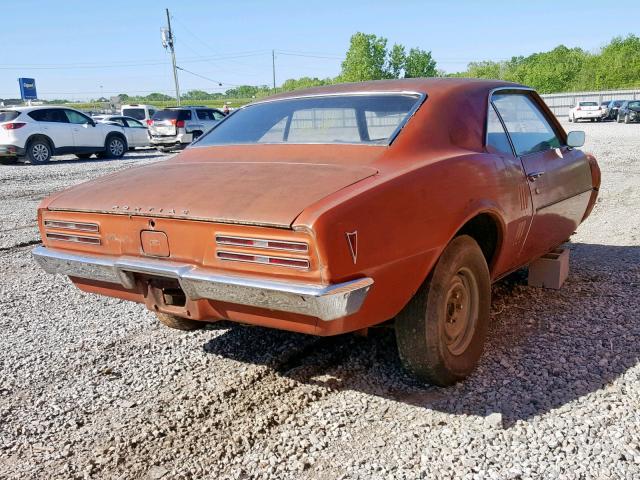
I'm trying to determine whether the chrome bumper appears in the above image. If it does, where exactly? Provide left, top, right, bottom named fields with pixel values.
left=32, top=246, right=373, bottom=321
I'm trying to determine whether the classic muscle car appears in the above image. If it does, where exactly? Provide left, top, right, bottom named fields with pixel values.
left=32, top=79, right=601, bottom=385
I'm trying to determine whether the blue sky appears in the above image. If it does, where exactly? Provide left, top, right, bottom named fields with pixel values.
left=1, top=0, right=637, bottom=100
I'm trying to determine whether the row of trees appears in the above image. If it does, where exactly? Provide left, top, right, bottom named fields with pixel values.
left=458, top=35, right=640, bottom=93
left=77, top=32, right=640, bottom=106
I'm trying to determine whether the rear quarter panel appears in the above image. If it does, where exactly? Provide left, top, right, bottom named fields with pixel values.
left=294, top=148, right=527, bottom=333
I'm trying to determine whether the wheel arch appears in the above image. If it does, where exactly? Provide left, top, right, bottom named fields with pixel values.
left=451, top=209, right=506, bottom=277
left=25, top=134, right=55, bottom=153
left=105, top=131, right=128, bottom=150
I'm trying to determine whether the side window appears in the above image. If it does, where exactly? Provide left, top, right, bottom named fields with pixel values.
left=491, top=93, right=561, bottom=156
left=196, top=109, right=213, bottom=120
left=179, top=110, right=192, bottom=121
left=486, top=105, right=513, bottom=155
left=65, top=110, right=91, bottom=125
left=27, top=109, right=48, bottom=122
left=124, top=118, right=144, bottom=128
left=109, top=118, right=126, bottom=127
left=28, top=109, right=68, bottom=123
left=212, top=110, right=225, bottom=121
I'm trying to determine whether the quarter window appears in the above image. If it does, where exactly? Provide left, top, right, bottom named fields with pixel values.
left=491, top=93, right=561, bottom=156
left=485, top=105, right=513, bottom=155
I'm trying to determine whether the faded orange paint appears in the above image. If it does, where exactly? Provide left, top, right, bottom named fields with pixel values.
left=37, top=78, right=600, bottom=335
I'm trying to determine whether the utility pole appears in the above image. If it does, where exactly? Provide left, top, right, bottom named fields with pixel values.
left=272, top=49, right=276, bottom=92
left=162, top=9, right=181, bottom=105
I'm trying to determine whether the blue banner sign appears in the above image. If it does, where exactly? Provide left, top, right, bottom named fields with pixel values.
left=18, top=78, right=37, bottom=100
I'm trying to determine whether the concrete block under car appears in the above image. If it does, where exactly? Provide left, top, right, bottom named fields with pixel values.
left=527, top=248, right=570, bottom=289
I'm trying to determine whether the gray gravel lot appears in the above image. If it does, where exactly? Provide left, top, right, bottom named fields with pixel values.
left=0, top=123, right=639, bottom=480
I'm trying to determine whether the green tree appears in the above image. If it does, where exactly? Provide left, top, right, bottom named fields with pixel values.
left=388, top=44, right=406, bottom=78
left=404, top=48, right=437, bottom=78
left=340, top=32, right=389, bottom=82
left=589, top=35, right=640, bottom=90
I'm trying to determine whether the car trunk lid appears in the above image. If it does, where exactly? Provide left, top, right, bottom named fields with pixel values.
left=45, top=159, right=378, bottom=228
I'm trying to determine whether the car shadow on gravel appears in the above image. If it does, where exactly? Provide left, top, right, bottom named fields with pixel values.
left=202, top=242, right=639, bottom=427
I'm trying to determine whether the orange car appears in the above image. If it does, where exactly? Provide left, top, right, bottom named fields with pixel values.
left=33, top=79, right=600, bottom=385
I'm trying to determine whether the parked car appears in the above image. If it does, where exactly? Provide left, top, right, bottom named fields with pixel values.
left=568, top=101, right=606, bottom=122
left=32, top=79, right=600, bottom=385
left=606, top=100, right=625, bottom=120
left=616, top=100, right=640, bottom=123
left=93, top=115, right=150, bottom=149
left=600, top=101, right=610, bottom=118
left=148, top=106, right=226, bottom=152
left=120, top=104, right=157, bottom=126
left=0, top=106, right=129, bottom=164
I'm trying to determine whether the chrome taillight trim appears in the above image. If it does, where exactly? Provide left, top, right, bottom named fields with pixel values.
left=46, top=233, right=101, bottom=245
left=216, top=250, right=310, bottom=270
left=215, top=235, right=309, bottom=252
left=44, top=220, right=99, bottom=233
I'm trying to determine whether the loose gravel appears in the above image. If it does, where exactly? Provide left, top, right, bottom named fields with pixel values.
left=0, top=124, right=639, bottom=480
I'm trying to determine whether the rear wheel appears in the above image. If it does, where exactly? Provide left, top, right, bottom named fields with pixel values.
left=191, top=131, right=203, bottom=141
left=156, top=312, right=203, bottom=331
left=26, top=138, right=52, bottom=164
left=624, top=114, right=630, bottom=124
left=568, top=115, right=573, bottom=122
left=99, top=135, right=126, bottom=159
left=395, top=235, right=491, bottom=386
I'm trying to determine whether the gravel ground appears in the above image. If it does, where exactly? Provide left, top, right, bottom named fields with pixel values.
left=0, top=123, right=639, bottom=480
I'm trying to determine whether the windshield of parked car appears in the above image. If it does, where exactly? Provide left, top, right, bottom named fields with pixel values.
left=0, top=110, right=20, bottom=122
left=122, top=108, right=146, bottom=120
left=195, top=94, right=422, bottom=146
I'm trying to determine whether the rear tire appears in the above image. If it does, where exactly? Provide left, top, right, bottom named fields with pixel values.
left=395, top=235, right=491, bottom=386
left=156, top=312, right=203, bottom=331
left=26, top=138, right=52, bottom=164
left=624, top=114, right=630, bottom=124
left=100, top=135, right=126, bottom=159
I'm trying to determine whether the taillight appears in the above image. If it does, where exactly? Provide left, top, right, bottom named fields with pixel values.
left=576, top=106, right=581, bottom=111
left=175, top=120, right=185, bottom=128
left=2, top=122, right=26, bottom=130
left=217, top=251, right=309, bottom=269
left=216, top=235, right=308, bottom=252
left=147, top=119, right=153, bottom=126
left=43, top=220, right=101, bottom=245
left=215, top=235, right=310, bottom=269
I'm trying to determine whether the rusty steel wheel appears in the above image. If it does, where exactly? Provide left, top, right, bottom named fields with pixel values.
left=155, top=312, right=203, bottom=331
left=395, top=235, right=491, bottom=386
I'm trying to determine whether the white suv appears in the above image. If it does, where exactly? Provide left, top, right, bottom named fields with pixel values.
left=0, top=106, right=129, bottom=164
left=148, top=106, right=226, bottom=151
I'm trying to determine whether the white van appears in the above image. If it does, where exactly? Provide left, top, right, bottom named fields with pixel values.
left=120, top=104, right=158, bottom=126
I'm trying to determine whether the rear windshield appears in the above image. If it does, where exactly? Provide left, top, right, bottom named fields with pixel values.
left=152, top=109, right=191, bottom=121
left=579, top=102, right=598, bottom=106
left=122, top=108, right=146, bottom=120
left=196, top=94, right=421, bottom=146
left=0, top=111, right=20, bottom=122
left=629, top=101, right=640, bottom=109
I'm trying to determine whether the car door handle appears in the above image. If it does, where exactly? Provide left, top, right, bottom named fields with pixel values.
left=527, top=171, right=545, bottom=182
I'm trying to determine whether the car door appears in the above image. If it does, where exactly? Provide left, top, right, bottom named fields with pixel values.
left=64, top=109, right=103, bottom=148
left=28, top=108, right=74, bottom=150
left=123, top=118, right=149, bottom=147
left=491, top=91, right=593, bottom=261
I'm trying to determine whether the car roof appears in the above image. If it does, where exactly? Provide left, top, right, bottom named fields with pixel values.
left=259, top=78, right=524, bottom=103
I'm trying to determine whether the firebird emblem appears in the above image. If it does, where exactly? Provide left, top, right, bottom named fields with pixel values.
left=346, top=231, right=358, bottom=264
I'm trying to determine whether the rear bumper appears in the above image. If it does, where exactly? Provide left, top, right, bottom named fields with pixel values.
left=0, top=144, right=24, bottom=157
left=149, top=132, right=192, bottom=146
left=32, top=246, right=373, bottom=321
